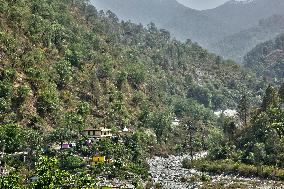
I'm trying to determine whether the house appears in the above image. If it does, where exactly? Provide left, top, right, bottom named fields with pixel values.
left=118, top=126, right=133, bottom=137
left=61, top=143, right=71, bottom=149
left=89, top=154, right=106, bottom=166
left=172, top=117, right=180, bottom=126
left=83, top=127, right=112, bottom=139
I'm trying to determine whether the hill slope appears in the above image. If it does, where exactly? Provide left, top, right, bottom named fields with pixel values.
left=91, top=0, right=228, bottom=46
left=0, top=0, right=263, bottom=144
left=92, top=0, right=284, bottom=62
left=210, top=15, right=284, bottom=62
left=244, top=33, right=284, bottom=83
left=204, top=0, right=284, bottom=32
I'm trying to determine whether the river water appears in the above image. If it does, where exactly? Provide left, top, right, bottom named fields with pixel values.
left=147, top=154, right=284, bottom=189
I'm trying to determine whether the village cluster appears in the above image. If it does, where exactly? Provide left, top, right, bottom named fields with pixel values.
left=0, top=126, right=134, bottom=178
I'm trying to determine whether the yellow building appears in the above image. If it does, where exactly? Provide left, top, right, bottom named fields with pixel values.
left=90, top=154, right=106, bottom=166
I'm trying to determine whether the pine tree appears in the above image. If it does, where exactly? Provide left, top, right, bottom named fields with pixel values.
left=279, top=83, right=284, bottom=104
left=261, top=85, right=279, bottom=111
left=237, top=94, right=250, bottom=126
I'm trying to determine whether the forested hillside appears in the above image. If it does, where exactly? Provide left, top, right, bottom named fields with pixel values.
left=91, top=0, right=228, bottom=47
left=184, top=84, right=284, bottom=182
left=204, top=0, right=284, bottom=32
left=244, top=33, right=284, bottom=84
left=92, top=0, right=284, bottom=62
left=0, top=0, right=262, bottom=134
left=210, top=15, right=284, bottom=62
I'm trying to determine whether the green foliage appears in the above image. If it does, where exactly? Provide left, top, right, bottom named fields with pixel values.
left=148, top=109, right=172, bottom=142
left=237, top=94, right=250, bottom=125
left=127, top=63, right=146, bottom=89
left=0, top=123, right=25, bottom=153
left=0, top=0, right=270, bottom=186
left=22, top=48, right=45, bottom=69
left=0, top=173, right=22, bottom=189
left=0, top=97, right=11, bottom=114
left=54, top=60, right=73, bottom=88
left=74, top=173, right=95, bottom=189
left=49, top=127, right=77, bottom=145
left=77, top=102, right=91, bottom=117
left=244, top=33, right=284, bottom=83
left=59, top=152, right=85, bottom=170
left=37, top=87, right=59, bottom=116
left=188, top=84, right=211, bottom=107
left=261, top=85, right=279, bottom=111
left=0, top=0, right=261, bottom=140
left=208, top=85, right=284, bottom=170
left=278, top=83, right=284, bottom=103
left=32, top=156, right=71, bottom=189
left=0, top=81, right=13, bottom=98
left=97, top=58, right=114, bottom=79
left=183, top=158, right=284, bottom=181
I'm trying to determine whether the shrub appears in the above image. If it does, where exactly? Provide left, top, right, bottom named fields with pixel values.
left=37, top=87, right=59, bottom=116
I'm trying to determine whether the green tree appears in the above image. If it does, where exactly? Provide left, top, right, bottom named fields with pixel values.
left=150, top=110, right=172, bottom=142
left=54, top=60, right=73, bottom=89
left=37, top=87, right=59, bottom=116
left=0, top=173, right=22, bottom=189
left=0, top=123, right=25, bottom=153
left=32, top=156, right=71, bottom=189
left=237, top=94, right=250, bottom=126
left=253, top=143, right=266, bottom=170
left=261, top=85, right=279, bottom=111
left=279, top=83, right=284, bottom=104
left=74, top=173, right=95, bottom=189
left=49, top=127, right=76, bottom=148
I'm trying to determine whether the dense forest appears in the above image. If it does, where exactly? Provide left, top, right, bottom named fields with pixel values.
left=0, top=0, right=262, bottom=146
left=0, top=0, right=279, bottom=188
left=184, top=84, right=284, bottom=181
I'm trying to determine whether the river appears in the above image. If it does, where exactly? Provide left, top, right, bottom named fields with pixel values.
left=147, top=154, right=284, bottom=189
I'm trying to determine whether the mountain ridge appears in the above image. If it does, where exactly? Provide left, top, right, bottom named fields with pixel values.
left=91, top=0, right=284, bottom=62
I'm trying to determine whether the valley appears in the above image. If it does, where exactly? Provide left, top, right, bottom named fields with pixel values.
left=0, top=0, right=284, bottom=188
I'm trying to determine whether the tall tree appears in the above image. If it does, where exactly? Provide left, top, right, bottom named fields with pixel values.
left=261, top=85, right=279, bottom=111
left=237, top=94, right=251, bottom=126
left=279, top=83, right=284, bottom=104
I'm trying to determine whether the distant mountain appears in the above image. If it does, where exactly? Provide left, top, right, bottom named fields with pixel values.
left=244, top=33, right=284, bottom=83
left=210, top=15, right=284, bottom=63
left=91, top=0, right=284, bottom=62
left=91, top=0, right=229, bottom=47
left=204, top=0, right=284, bottom=32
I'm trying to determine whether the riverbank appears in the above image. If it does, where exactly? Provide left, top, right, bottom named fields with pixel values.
left=147, top=154, right=284, bottom=188
left=183, top=158, right=284, bottom=181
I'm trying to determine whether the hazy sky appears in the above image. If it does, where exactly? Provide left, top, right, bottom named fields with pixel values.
left=176, top=0, right=245, bottom=10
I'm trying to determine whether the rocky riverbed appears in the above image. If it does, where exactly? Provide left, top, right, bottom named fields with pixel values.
left=147, top=154, right=284, bottom=189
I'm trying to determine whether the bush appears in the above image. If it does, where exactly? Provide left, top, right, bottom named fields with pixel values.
left=0, top=81, right=13, bottom=98
left=37, top=87, right=59, bottom=116
left=0, top=97, right=11, bottom=114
